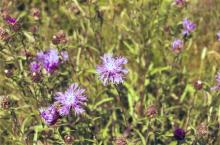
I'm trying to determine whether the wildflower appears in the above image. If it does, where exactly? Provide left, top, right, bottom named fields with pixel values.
left=217, top=32, right=220, bottom=41
left=0, top=96, right=10, bottom=109
left=194, top=80, right=203, bottom=90
left=29, top=61, right=41, bottom=73
left=64, top=135, right=74, bottom=144
left=196, top=123, right=208, bottom=136
left=52, top=30, right=68, bottom=45
left=211, top=72, right=220, bottom=90
left=6, top=17, right=17, bottom=25
left=182, top=18, right=196, bottom=36
left=115, top=136, right=127, bottom=145
left=173, top=127, right=186, bottom=141
left=40, top=105, right=60, bottom=125
left=172, top=39, right=184, bottom=54
left=145, top=105, right=157, bottom=118
left=5, top=16, right=21, bottom=31
left=175, top=0, right=186, bottom=6
left=54, top=83, right=87, bottom=116
left=96, top=54, right=128, bottom=86
left=31, top=8, right=40, bottom=20
left=37, top=49, right=60, bottom=73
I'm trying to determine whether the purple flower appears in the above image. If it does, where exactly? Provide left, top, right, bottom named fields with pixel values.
left=55, top=83, right=87, bottom=116
left=37, top=49, right=60, bottom=73
left=211, top=72, right=220, bottom=91
left=40, top=105, right=60, bottom=125
left=173, top=127, right=186, bottom=141
left=96, top=54, right=128, bottom=86
left=172, top=39, right=184, bottom=54
left=60, top=50, right=69, bottom=62
left=182, top=18, right=196, bottom=36
left=6, top=17, right=17, bottom=25
left=29, top=61, right=41, bottom=73
left=175, top=0, right=186, bottom=6
left=217, top=32, right=220, bottom=41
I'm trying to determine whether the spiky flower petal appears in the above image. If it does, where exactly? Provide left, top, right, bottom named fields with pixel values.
left=55, top=83, right=87, bottom=116
left=40, top=105, right=60, bottom=125
left=96, top=54, right=128, bottom=86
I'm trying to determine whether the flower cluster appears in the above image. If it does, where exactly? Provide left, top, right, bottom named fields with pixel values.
left=40, top=83, right=87, bottom=125
left=29, top=49, right=68, bottom=74
left=96, top=54, right=128, bottom=86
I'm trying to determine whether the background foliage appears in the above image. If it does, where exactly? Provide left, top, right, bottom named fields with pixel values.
left=0, top=0, right=220, bottom=144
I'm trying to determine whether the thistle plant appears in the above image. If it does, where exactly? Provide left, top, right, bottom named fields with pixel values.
left=0, top=0, right=220, bottom=145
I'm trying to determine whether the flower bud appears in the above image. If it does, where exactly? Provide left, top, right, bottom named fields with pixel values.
left=64, top=135, right=74, bottom=144
left=0, top=96, right=10, bottom=109
left=194, top=80, right=203, bottom=90
left=145, top=105, right=157, bottom=118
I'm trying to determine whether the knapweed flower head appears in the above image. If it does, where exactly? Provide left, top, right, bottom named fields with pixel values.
left=196, top=123, right=208, bottom=136
left=0, top=27, right=10, bottom=41
left=175, top=0, right=186, bottom=6
left=52, top=30, right=68, bottom=45
left=96, top=54, right=128, bottom=86
left=5, top=16, right=21, bottom=31
left=211, top=72, right=220, bottom=91
left=55, top=83, right=87, bottom=116
left=217, top=32, right=220, bottom=41
left=37, top=49, right=60, bottom=73
left=39, top=105, right=60, bottom=125
left=182, top=18, right=196, bottom=36
left=6, top=17, right=17, bottom=25
left=29, top=48, right=68, bottom=74
left=145, top=105, right=157, bottom=118
left=29, top=61, right=41, bottom=73
left=172, top=39, right=184, bottom=54
left=0, top=96, right=10, bottom=109
left=173, top=127, right=186, bottom=141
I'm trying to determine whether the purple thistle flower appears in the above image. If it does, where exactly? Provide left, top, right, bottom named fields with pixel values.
left=37, top=49, right=60, bottom=73
left=173, top=127, right=186, bottom=141
left=182, top=18, right=196, bottom=36
left=96, top=54, right=128, bottom=86
left=217, top=32, right=220, bottom=41
left=6, top=17, right=17, bottom=25
left=55, top=83, right=87, bottom=116
left=175, top=0, right=186, bottom=6
left=39, top=105, right=60, bottom=125
left=29, top=61, right=41, bottom=73
left=211, top=72, right=220, bottom=91
left=60, top=50, right=69, bottom=62
left=172, top=39, right=184, bottom=54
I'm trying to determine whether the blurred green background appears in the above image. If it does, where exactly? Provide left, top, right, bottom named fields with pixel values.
left=1, top=0, right=220, bottom=144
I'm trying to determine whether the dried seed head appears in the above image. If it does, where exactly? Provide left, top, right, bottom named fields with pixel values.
left=0, top=96, right=10, bottom=109
left=194, top=80, right=203, bottom=90
left=115, top=136, right=127, bottom=145
left=196, top=123, right=208, bottom=136
left=64, top=135, right=74, bottom=144
left=145, top=105, right=157, bottom=118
